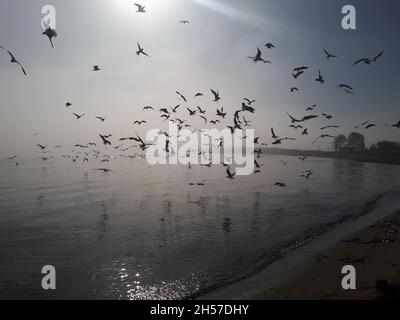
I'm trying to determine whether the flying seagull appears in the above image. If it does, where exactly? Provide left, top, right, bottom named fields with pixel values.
left=37, top=144, right=48, bottom=150
left=134, top=3, right=146, bottom=13
left=42, top=27, right=57, bottom=48
left=0, top=47, right=27, bottom=76
left=93, top=65, right=100, bottom=71
left=315, top=70, right=324, bottom=84
left=353, top=58, right=371, bottom=66
left=180, top=20, right=190, bottom=24
left=176, top=91, right=187, bottom=102
left=265, top=43, right=275, bottom=49
left=274, top=182, right=286, bottom=188
left=73, top=113, right=85, bottom=119
left=133, top=120, right=147, bottom=125
left=93, top=168, right=113, bottom=173
left=211, top=89, right=221, bottom=102
left=248, top=48, right=270, bottom=64
left=100, top=134, right=111, bottom=146
left=323, top=49, right=337, bottom=59
left=136, top=43, right=149, bottom=57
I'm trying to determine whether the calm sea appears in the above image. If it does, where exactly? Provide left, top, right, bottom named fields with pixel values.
left=0, top=154, right=399, bottom=299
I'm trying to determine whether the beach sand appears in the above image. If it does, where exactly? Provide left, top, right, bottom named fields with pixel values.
left=250, top=211, right=400, bottom=299
left=202, top=192, right=400, bottom=300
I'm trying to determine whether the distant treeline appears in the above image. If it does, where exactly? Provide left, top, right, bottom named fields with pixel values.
left=333, top=132, right=400, bottom=154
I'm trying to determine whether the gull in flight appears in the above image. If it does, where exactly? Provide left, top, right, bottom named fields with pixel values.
left=323, top=49, right=337, bottom=59
left=211, top=89, right=221, bottom=102
left=248, top=48, right=270, bottom=64
left=136, top=43, right=150, bottom=57
left=42, top=27, right=57, bottom=48
left=0, top=46, right=27, bottom=76
left=134, top=3, right=146, bottom=13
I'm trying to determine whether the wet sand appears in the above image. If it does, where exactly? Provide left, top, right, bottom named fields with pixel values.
left=202, top=192, right=400, bottom=300
left=250, top=211, right=400, bottom=299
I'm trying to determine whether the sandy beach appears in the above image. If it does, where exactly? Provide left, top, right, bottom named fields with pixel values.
left=203, top=192, right=400, bottom=300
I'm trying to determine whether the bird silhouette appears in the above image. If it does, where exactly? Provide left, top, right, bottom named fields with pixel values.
left=322, top=113, right=333, bottom=120
left=94, top=168, right=113, bottom=173
left=134, top=3, right=146, bottom=13
left=133, top=120, right=147, bottom=125
left=216, top=107, right=226, bottom=118
left=323, top=49, right=337, bottom=59
left=211, top=89, right=221, bottom=102
left=73, top=113, right=85, bottom=119
left=0, top=47, right=27, bottom=75
left=265, top=43, right=275, bottom=49
left=92, top=65, right=100, bottom=71
left=315, top=70, right=324, bottom=84
left=37, top=144, right=48, bottom=150
left=187, top=107, right=197, bottom=116
left=248, top=48, right=270, bottom=63
left=274, top=182, right=286, bottom=187
left=353, top=58, right=371, bottom=66
left=42, top=27, right=57, bottom=48
left=176, top=91, right=187, bottom=102
left=100, top=134, right=111, bottom=146
left=136, top=43, right=149, bottom=57
left=226, top=168, right=236, bottom=179
left=96, top=116, right=105, bottom=122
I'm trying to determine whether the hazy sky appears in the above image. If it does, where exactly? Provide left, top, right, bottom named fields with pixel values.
left=0, top=0, right=399, bottom=157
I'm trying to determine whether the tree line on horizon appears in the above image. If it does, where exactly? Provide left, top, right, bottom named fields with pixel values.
left=333, top=132, right=400, bottom=153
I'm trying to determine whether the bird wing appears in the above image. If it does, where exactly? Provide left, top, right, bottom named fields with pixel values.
left=373, top=51, right=384, bottom=62
left=353, top=58, right=367, bottom=65
left=17, top=62, right=27, bottom=76
left=255, top=48, right=262, bottom=59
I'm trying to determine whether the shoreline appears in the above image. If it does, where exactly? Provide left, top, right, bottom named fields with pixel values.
left=201, top=191, right=400, bottom=300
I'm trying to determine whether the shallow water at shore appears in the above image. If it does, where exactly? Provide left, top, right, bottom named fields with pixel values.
left=0, top=155, right=399, bottom=299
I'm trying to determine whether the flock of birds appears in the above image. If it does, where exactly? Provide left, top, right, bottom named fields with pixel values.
left=1, top=2, right=399, bottom=189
